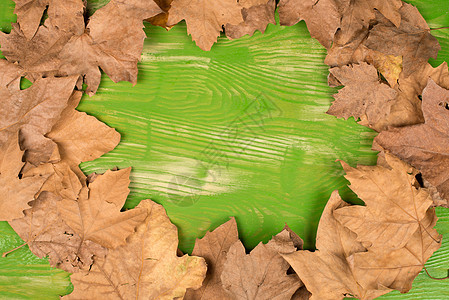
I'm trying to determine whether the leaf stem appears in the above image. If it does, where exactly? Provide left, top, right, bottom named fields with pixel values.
left=429, top=27, right=449, bottom=31
left=424, top=266, right=449, bottom=280
left=2, top=242, right=28, bottom=257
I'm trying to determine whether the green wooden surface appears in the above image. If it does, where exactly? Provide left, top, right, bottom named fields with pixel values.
left=0, top=0, right=449, bottom=299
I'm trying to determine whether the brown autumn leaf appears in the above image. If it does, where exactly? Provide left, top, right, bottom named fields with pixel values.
left=225, top=0, right=276, bottom=40
left=167, top=0, right=243, bottom=50
left=12, top=0, right=49, bottom=39
left=20, top=90, right=119, bottom=200
left=364, top=50, right=403, bottom=87
left=0, top=59, right=23, bottom=89
left=277, top=0, right=347, bottom=49
left=364, top=3, right=440, bottom=77
left=185, top=217, right=239, bottom=300
left=0, top=75, right=77, bottom=165
left=282, top=191, right=391, bottom=300
left=323, top=0, right=403, bottom=66
left=0, top=136, right=47, bottom=221
left=12, top=0, right=84, bottom=39
left=146, top=0, right=173, bottom=29
left=375, top=79, right=449, bottom=207
left=350, top=207, right=441, bottom=293
left=23, top=162, right=83, bottom=201
left=46, top=0, right=85, bottom=35
left=61, top=0, right=162, bottom=95
left=221, top=228, right=303, bottom=300
left=335, top=154, right=433, bottom=250
left=8, top=191, right=107, bottom=273
left=47, top=90, right=121, bottom=171
left=57, top=168, right=147, bottom=249
left=1, top=0, right=162, bottom=95
left=326, top=62, right=397, bottom=131
left=64, top=199, right=207, bottom=300
left=371, top=62, right=449, bottom=131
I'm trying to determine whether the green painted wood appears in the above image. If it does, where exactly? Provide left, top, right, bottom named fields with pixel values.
left=0, top=0, right=448, bottom=299
left=0, top=222, right=72, bottom=299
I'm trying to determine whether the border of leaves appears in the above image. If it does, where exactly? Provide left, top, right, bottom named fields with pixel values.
left=0, top=0, right=448, bottom=299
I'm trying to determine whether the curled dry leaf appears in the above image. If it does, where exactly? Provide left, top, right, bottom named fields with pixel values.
left=326, top=62, right=397, bottom=131
left=221, top=229, right=303, bottom=300
left=282, top=191, right=391, bottom=300
left=57, top=168, right=147, bottom=249
left=185, top=217, right=239, bottom=300
left=8, top=191, right=107, bottom=273
left=335, top=154, right=433, bottom=250
left=146, top=0, right=173, bottom=29
left=0, top=136, right=47, bottom=221
left=225, top=0, right=276, bottom=40
left=64, top=199, right=207, bottom=300
left=375, top=79, right=449, bottom=207
left=167, top=0, right=243, bottom=51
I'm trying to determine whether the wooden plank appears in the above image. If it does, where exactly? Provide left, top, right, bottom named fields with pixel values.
left=0, top=0, right=449, bottom=298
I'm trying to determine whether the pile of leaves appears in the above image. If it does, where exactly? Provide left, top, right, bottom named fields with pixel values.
left=0, top=0, right=448, bottom=299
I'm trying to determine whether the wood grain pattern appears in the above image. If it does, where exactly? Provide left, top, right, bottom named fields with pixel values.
left=77, top=16, right=378, bottom=253
left=0, top=0, right=449, bottom=299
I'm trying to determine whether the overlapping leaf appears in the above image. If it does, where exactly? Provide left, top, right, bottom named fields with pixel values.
left=1, top=0, right=162, bottom=95
left=375, top=79, right=449, bottom=207
left=9, top=191, right=107, bottom=272
left=57, top=168, right=147, bottom=249
left=335, top=154, right=433, bottom=250
left=64, top=199, right=207, bottom=300
left=221, top=229, right=302, bottom=300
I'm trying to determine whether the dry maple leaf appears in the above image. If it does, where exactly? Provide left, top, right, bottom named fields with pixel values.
left=364, top=3, right=440, bottom=77
left=1, top=0, right=162, bottom=95
left=334, top=154, right=434, bottom=250
left=61, top=0, right=162, bottom=95
left=221, top=228, right=303, bottom=300
left=277, top=0, right=346, bottom=49
left=57, top=168, right=147, bottom=249
left=225, top=0, right=276, bottom=40
left=282, top=191, right=391, bottom=300
left=326, top=62, right=397, bottom=131
left=375, top=79, right=449, bottom=206
left=350, top=207, right=441, bottom=293
left=64, top=199, right=207, bottom=300
left=0, top=136, right=47, bottom=221
left=8, top=191, right=107, bottom=273
left=185, top=217, right=239, bottom=300
left=323, top=0, right=403, bottom=66
left=12, top=0, right=49, bottom=39
left=18, top=90, right=119, bottom=202
left=23, top=162, right=83, bottom=201
left=0, top=59, right=23, bottom=89
left=372, top=62, right=449, bottom=130
left=46, top=0, right=85, bottom=35
left=46, top=90, right=121, bottom=170
left=0, top=75, right=78, bottom=165
left=0, top=23, right=74, bottom=82
left=167, top=0, right=243, bottom=51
